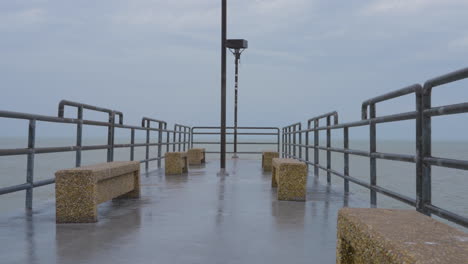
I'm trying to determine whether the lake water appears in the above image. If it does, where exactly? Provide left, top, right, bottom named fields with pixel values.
left=1, top=137, right=467, bottom=230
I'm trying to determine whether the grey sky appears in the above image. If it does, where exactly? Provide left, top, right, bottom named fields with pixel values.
left=1, top=0, right=468, bottom=139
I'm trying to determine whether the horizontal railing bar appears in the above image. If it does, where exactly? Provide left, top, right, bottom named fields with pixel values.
left=307, top=111, right=339, bottom=124
left=285, top=154, right=416, bottom=207
left=361, top=84, right=421, bottom=119
left=0, top=183, right=31, bottom=195
left=0, top=142, right=191, bottom=156
left=283, top=122, right=301, bottom=128
left=139, top=157, right=164, bottom=163
left=292, top=157, right=373, bottom=189
left=285, top=144, right=415, bottom=163
left=192, top=142, right=276, bottom=145
left=205, top=151, right=264, bottom=154
left=424, top=102, right=468, bottom=117
left=424, top=156, right=468, bottom=170
left=33, top=178, right=55, bottom=187
left=58, top=100, right=123, bottom=124
left=372, top=185, right=416, bottom=207
left=192, top=126, right=279, bottom=130
left=424, top=67, right=468, bottom=89
left=287, top=111, right=417, bottom=134
left=0, top=110, right=189, bottom=134
left=425, top=204, right=468, bottom=228
left=192, top=132, right=278, bottom=135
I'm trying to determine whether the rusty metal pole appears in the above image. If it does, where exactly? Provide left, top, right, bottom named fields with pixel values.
left=218, top=0, right=228, bottom=176
left=232, top=51, right=240, bottom=158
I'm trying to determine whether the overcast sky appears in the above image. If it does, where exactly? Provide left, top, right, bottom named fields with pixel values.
left=1, top=0, right=468, bottom=139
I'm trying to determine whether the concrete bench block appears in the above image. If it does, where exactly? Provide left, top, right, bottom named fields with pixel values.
left=187, top=148, right=206, bottom=165
left=271, top=158, right=307, bottom=201
left=165, top=152, right=188, bottom=175
left=337, top=208, right=468, bottom=264
left=262, top=151, right=279, bottom=172
left=55, top=161, right=140, bottom=223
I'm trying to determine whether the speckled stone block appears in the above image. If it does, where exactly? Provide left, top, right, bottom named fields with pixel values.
left=55, top=161, right=140, bottom=224
left=165, top=152, right=188, bottom=175
left=337, top=208, right=468, bottom=264
left=271, top=158, right=307, bottom=201
left=187, top=148, right=206, bottom=165
left=262, top=151, right=279, bottom=172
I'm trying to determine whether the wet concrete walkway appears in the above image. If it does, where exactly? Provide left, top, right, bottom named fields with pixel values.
left=0, top=159, right=365, bottom=264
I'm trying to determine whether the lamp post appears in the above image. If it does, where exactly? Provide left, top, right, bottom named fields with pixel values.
left=218, top=0, right=228, bottom=176
left=226, top=39, right=248, bottom=158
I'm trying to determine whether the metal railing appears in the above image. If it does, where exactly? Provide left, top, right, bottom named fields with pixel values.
left=282, top=67, right=468, bottom=228
left=0, top=100, right=190, bottom=209
left=191, top=126, right=280, bottom=155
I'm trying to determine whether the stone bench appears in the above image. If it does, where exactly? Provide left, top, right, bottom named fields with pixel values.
left=262, top=151, right=279, bottom=171
left=271, top=158, right=307, bottom=201
left=165, top=152, right=188, bottom=175
left=55, top=161, right=140, bottom=223
left=187, top=148, right=206, bottom=165
left=337, top=208, right=468, bottom=264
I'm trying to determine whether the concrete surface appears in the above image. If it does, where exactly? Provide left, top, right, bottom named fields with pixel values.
left=55, top=161, right=140, bottom=223
left=0, top=159, right=364, bottom=264
left=165, top=152, right=188, bottom=175
left=337, top=208, right=468, bottom=264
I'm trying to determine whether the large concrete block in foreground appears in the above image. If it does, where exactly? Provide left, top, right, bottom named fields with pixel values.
left=165, top=152, right=188, bottom=175
left=337, top=208, right=468, bottom=264
left=271, top=158, right=307, bottom=201
left=262, top=151, right=279, bottom=172
left=187, top=148, right=206, bottom=165
left=55, top=161, right=140, bottom=223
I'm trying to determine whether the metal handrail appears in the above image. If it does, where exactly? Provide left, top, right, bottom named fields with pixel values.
left=0, top=100, right=190, bottom=210
left=191, top=126, right=280, bottom=154
left=282, top=67, right=468, bottom=228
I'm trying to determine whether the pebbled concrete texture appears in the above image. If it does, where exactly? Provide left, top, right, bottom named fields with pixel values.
left=165, top=152, right=188, bottom=175
left=188, top=148, right=206, bottom=165
left=337, top=208, right=468, bottom=264
left=262, top=151, right=279, bottom=172
left=272, top=158, right=307, bottom=201
left=1, top=159, right=366, bottom=264
left=55, top=161, right=140, bottom=223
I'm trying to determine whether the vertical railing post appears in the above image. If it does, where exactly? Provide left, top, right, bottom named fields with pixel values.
left=420, top=87, right=432, bottom=215
left=281, top=128, right=285, bottom=158
left=191, top=128, right=194, bottom=149
left=293, top=125, right=297, bottom=158
left=288, top=126, right=292, bottom=157
left=369, top=104, right=377, bottom=207
left=173, top=125, right=176, bottom=152
left=145, top=125, right=150, bottom=171
left=188, top=128, right=192, bottom=151
left=178, top=127, right=182, bottom=152
left=26, top=119, right=36, bottom=210
left=344, top=127, right=349, bottom=193
left=166, top=128, right=170, bottom=153
left=130, top=128, right=135, bottom=161
left=305, top=124, right=309, bottom=167
left=183, top=127, right=187, bottom=151
left=107, top=113, right=115, bottom=162
left=75, top=106, right=83, bottom=167
left=314, top=120, right=319, bottom=177
left=298, top=124, right=302, bottom=160
left=416, top=89, right=425, bottom=214
left=157, top=123, right=163, bottom=168
left=326, top=116, right=331, bottom=184
left=276, top=128, right=280, bottom=154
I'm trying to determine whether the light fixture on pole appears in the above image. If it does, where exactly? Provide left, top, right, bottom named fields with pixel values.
left=226, top=39, right=248, bottom=159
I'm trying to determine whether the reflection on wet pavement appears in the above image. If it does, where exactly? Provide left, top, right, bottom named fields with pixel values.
left=0, top=159, right=365, bottom=264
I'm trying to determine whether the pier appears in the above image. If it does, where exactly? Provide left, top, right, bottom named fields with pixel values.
left=1, top=159, right=355, bottom=264
left=1, top=64, right=468, bottom=264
